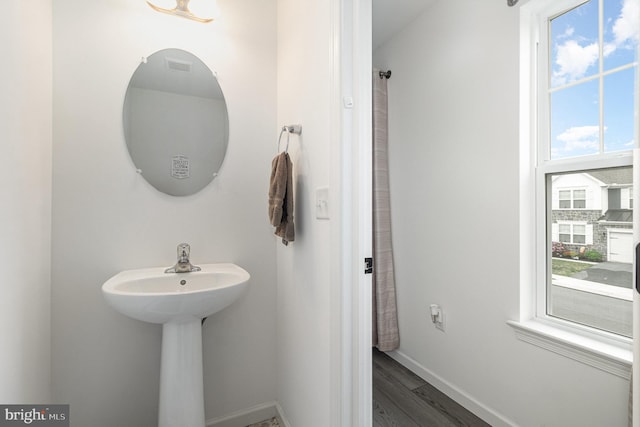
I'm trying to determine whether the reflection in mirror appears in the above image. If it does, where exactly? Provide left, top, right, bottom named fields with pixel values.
left=123, top=48, right=228, bottom=196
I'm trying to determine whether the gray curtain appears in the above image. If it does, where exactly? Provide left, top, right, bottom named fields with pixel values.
left=372, top=70, right=399, bottom=352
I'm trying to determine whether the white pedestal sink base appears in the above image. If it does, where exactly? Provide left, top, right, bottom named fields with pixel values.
left=159, top=319, right=205, bottom=427
left=102, top=263, right=250, bottom=427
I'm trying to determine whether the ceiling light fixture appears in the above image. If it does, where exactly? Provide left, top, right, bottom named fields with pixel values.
left=147, top=0, right=219, bottom=23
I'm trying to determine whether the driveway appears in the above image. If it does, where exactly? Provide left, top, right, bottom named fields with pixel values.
left=571, top=261, right=632, bottom=289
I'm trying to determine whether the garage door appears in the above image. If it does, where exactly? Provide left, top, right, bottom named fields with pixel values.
left=608, top=230, right=633, bottom=263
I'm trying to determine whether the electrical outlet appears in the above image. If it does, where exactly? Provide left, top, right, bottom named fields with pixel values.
left=435, top=313, right=445, bottom=332
left=430, top=304, right=445, bottom=332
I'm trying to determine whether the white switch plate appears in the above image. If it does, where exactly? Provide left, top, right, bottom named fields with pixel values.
left=316, top=187, right=330, bottom=219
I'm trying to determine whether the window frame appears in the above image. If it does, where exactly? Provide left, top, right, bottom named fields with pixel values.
left=512, top=0, right=633, bottom=378
left=535, top=0, right=635, bottom=329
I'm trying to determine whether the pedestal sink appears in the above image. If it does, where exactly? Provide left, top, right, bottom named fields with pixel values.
left=102, top=263, right=250, bottom=427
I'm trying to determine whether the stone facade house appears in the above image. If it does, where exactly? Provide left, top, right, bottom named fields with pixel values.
left=551, top=167, right=633, bottom=263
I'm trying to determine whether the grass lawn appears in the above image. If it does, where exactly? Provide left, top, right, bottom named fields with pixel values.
left=551, top=258, right=593, bottom=277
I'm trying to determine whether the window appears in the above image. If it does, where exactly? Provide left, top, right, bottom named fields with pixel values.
left=535, top=0, right=638, bottom=338
left=558, top=188, right=586, bottom=209
left=554, top=221, right=590, bottom=244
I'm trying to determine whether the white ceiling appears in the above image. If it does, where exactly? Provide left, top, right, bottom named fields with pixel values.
left=372, top=0, right=436, bottom=49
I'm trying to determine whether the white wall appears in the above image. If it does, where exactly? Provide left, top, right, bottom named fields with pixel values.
left=52, top=0, right=277, bottom=425
left=276, top=0, right=337, bottom=425
left=374, top=0, right=630, bottom=425
left=0, top=1, right=52, bottom=403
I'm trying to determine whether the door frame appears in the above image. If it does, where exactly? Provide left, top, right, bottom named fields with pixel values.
left=632, top=155, right=640, bottom=427
left=336, top=0, right=373, bottom=425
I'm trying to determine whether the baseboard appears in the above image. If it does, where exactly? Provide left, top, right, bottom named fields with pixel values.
left=206, top=401, right=291, bottom=427
left=274, top=402, right=291, bottom=427
left=387, top=349, right=519, bottom=427
left=206, top=401, right=276, bottom=427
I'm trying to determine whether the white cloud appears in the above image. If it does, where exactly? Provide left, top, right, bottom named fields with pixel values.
left=612, top=0, right=639, bottom=46
left=553, top=0, right=639, bottom=85
left=555, top=125, right=600, bottom=154
left=565, top=27, right=575, bottom=37
left=604, top=0, right=640, bottom=56
left=552, top=40, right=599, bottom=85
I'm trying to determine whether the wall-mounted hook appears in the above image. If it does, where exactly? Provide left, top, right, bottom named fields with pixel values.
left=277, top=124, right=302, bottom=153
left=283, top=124, right=302, bottom=135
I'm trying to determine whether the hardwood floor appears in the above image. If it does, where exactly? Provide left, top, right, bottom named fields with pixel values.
left=373, top=348, right=491, bottom=427
left=246, top=417, right=280, bottom=427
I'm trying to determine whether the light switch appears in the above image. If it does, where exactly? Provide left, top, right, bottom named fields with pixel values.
left=316, top=187, right=330, bottom=220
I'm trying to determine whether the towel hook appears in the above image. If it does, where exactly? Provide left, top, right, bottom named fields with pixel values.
left=277, top=124, right=302, bottom=153
left=283, top=124, right=302, bottom=135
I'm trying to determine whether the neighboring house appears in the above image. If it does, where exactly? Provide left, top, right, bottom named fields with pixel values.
left=551, top=168, right=633, bottom=263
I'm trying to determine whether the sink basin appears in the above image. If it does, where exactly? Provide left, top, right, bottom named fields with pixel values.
left=102, top=263, right=250, bottom=324
left=102, top=262, right=250, bottom=427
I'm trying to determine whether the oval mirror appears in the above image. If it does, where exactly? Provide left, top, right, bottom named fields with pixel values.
left=123, top=48, right=229, bottom=196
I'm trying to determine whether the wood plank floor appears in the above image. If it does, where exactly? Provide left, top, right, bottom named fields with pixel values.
left=246, top=417, right=280, bottom=427
left=373, top=348, right=491, bottom=427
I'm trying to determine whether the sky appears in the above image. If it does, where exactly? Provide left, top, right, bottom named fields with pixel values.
left=549, top=0, right=639, bottom=159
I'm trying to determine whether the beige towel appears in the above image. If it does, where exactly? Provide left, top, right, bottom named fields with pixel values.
left=268, top=152, right=294, bottom=245
left=269, top=152, right=287, bottom=226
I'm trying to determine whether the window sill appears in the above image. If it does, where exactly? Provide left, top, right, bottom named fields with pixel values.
left=507, top=319, right=632, bottom=379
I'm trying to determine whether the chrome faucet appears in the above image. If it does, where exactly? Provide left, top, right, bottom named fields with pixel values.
left=164, top=243, right=201, bottom=273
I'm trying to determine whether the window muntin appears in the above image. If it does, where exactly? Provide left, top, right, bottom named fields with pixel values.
left=539, top=0, right=637, bottom=338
